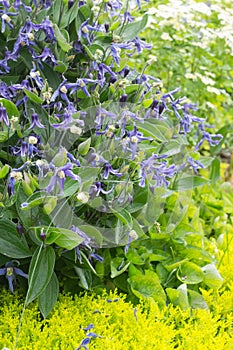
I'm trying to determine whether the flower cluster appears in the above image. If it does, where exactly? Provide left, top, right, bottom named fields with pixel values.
left=0, top=0, right=223, bottom=315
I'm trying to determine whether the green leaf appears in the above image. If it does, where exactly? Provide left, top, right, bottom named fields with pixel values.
left=0, top=219, right=31, bottom=258
left=54, top=24, right=72, bottom=52
left=74, top=267, right=92, bottom=290
left=173, top=176, right=209, bottom=191
left=121, top=14, right=148, bottom=41
left=202, top=264, right=224, bottom=289
left=111, top=257, right=130, bottom=278
left=177, top=262, right=204, bottom=284
left=26, top=246, right=55, bottom=304
left=51, top=227, right=84, bottom=250
left=79, top=225, right=103, bottom=247
left=128, top=271, right=166, bottom=307
left=24, top=89, right=43, bottom=104
left=52, top=146, right=67, bottom=167
left=60, top=1, right=79, bottom=28
left=0, top=98, right=19, bottom=117
left=210, top=158, right=220, bottom=185
left=0, top=164, right=10, bottom=179
left=53, top=0, right=63, bottom=25
left=136, top=119, right=170, bottom=142
left=21, top=193, right=56, bottom=210
left=166, top=284, right=189, bottom=309
left=78, top=137, right=91, bottom=156
left=0, top=131, right=8, bottom=143
left=188, top=289, right=208, bottom=309
left=54, top=60, right=68, bottom=74
left=112, top=209, right=132, bottom=227
left=43, top=196, right=57, bottom=215
left=38, top=272, right=59, bottom=318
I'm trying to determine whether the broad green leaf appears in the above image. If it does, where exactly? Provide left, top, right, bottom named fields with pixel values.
left=173, top=176, right=209, bottom=191
left=210, top=158, right=220, bottom=185
left=52, top=227, right=84, bottom=250
left=0, top=98, right=19, bottom=117
left=177, top=262, right=204, bottom=284
left=111, top=257, right=131, bottom=278
left=20, top=191, right=56, bottom=210
left=53, top=0, right=63, bottom=24
left=79, top=225, right=103, bottom=247
left=0, top=219, right=31, bottom=258
left=78, top=137, right=91, bottom=156
left=24, top=89, right=43, bottom=104
left=54, top=60, right=68, bottom=73
left=0, top=164, right=10, bottom=179
left=52, top=147, right=67, bottom=167
left=26, top=246, right=55, bottom=304
left=60, top=1, right=79, bottom=28
left=166, top=284, right=189, bottom=309
left=74, top=267, right=92, bottom=290
left=188, top=289, right=208, bottom=309
left=136, top=120, right=169, bottom=142
left=128, top=271, right=166, bottom=307
left=125, top=84, right=140, bottom=94
left=54, top=24, right=72, bottom=52
left=0, top=131, right=8, bottom=142
left=202, top=264, right=224, bottom=289
left=43, top=196, right=57, bottom=215
left=112, top=209, right=132, bottom=227
left=32, top=227, right=61, bottom=245
left=121, top=14, right=148, bottom=41
left=38, top=272, right=59, bottom=318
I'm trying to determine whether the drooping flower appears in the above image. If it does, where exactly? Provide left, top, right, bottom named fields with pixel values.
left=0, top=104, right=9, bottom=126
left=27, top=112, right=45, bottom=130
left=46, top=162, right=81, bottom=193
left=0, top=261, right=28, bottom=293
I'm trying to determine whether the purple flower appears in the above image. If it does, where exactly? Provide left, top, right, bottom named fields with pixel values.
left=0, top=105, right=9, bottom=126
left=50, top=79, right=70, bottom=104
left=131, top=36, right=152, bottom=53
left=11, top=136, right=40, bottom=158
left=98, top=63, right=117, bottom=85
left=0, top=262, right=28, bottom=293
left=195, top=130, right=223, bottom=150
left=90, top=253, right=104, bottom=262
left=29, top=63, right=44, bottom=90
left=78, top=19, right=103, bottom=45
left=187, top=156, right=204, bottom=173
left=66, top=78, right=98, bottom=97
left=27, top=112, right=45, bottom=130
left=126, top=125, right=152, bottom=159
left=111, top=42, right=133, bottom=65
left=13, top=0, right=32, bottom=12
left=83, top=324, right=94, bottom=331
left=33, top=47, right=57, bottom=65
left=103, top=163, right=124, bottom=179
left=33, top=18, right=56, bottom=42
left=139, top=154, right=176, bottom=188
left=7, top=176, right=15, bottom=196
left=89, top=181, right=113, bottom=199
left=46, top=162, right=81, bottom=193
left=0, top=10, right=17, bottom=33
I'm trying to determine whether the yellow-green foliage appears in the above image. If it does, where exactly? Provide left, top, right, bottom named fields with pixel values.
left=218, top=233, right=233, bottom=285
left=0, top=287, right=232, bottom=350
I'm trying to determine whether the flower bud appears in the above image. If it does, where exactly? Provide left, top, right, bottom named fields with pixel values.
left=77, top=192, right=89, bottom=204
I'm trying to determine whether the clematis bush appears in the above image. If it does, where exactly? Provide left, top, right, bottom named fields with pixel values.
left=0, top=0, right=224, bottom=318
